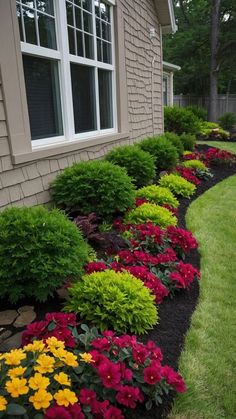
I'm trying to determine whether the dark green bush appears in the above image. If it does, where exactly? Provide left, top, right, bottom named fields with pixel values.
left=164, top=132, right=184, bottom=156
left=105, top=145, right=155, bottom=188
left=66, top=270, right=158, bottom=334
left=185, top=106, right=207, bottom=121
left=0, top=206, right=89, bottom=303
left=218, top=112, right=236, bottom=131
left=179, top=133, right=196, bottom=151
left=138, top=136, right=178, bottom=172
left=164, top=106, right=200, bottom=134
left=51, top=160, right=135, bottom=218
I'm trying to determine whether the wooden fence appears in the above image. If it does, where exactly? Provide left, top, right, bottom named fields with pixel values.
left=174, top=94, right=236, bottom=119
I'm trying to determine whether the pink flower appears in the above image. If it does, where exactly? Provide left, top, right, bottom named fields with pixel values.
left=104, top=406, right=125, bottom=419
left=161, top=365, right=186, bottom=393
left=144, top=361, right=162, bottom=385
left=91, top=337, right=111, bottom=352
left=79, top=389, right=97, bottom=405
left=98, top=361, right=121, bottom=389
left=44, top=405, right=72, bottom=419
left=45, top=313, right=77, bottom=327
left=132, top=343, right=149, bottom=364
left=91, top=400, right=110, bottom=416
left=89, top=350, right=107, bottom=368
left=85, top=262, right=107, bottom=274
left=116, top=385, right=143, bottom=408
left=68, top=404, right=85, bottom=419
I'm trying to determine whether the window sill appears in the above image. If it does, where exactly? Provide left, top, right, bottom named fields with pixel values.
left=12, top=132, right=130, bottom=165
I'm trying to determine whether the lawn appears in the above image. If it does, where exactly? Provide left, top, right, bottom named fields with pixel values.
left=170, top=174, right=236, bottom=419
left=197, top=140, right=236, bottom=154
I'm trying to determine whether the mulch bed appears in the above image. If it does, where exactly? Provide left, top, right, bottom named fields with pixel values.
left=1, top=144, right=236, bottom=417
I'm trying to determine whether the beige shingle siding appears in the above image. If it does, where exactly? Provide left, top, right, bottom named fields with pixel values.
left=0, top=0, right=163, bottom=210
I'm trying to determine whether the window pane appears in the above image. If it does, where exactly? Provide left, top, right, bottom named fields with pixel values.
left=97, top=38, right=102, bottom=61
left=103, top=41, right=112, bottom=64
left=76, top=30, right=84, bottom=56
left=16, top=4, right=24, bottom=41
left=96, top=17, right=101, bottom=38
left=102, top=21, right=111, bottom=41
left=70, top=64, right=97, bottom=133
left=36, top=0, right=54, bottom=15
left=23, top=55, right=63, bottom=140
left=22, top=6, right=37, bottom=45
left=81, top=0, right=92, bottom=12
left=68, top=26, right=76, bottom=54
left=95, top=0, right=100, bottom=17
left=83, top=11, right=93, bottom=34
left=100, top=2, right=110, bottom=22
left=75, top=6, right=82, bottom=29
left=98, top=69, right=113, bottom=129
left=84, top=33, right=94, bottom=59
left=66, top=1, right=74, bottom=26
left=38, top=14, right=57, bottom=49
left=21, top=1, right=34, bottom=8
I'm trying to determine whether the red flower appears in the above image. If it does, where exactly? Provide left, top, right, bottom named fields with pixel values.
left=45, top=313, right=77, bottom=327
left=98, top=360, right=121, bottom=389
left=91, top=337, right=111, bottom=352
left=162, top=204, right=179, bottom=216
left=175, top=166, right=201, bottom=186
left=68, top=404, right=85, bottom=419
left=85, top=262, right=107, bottom=274
left=91, top=400, right=110, bottom=416
left=43, top=327, right=76, bottom=348
left=104, top=406, right=124, bottom=419
left=79, top=389, right=97, bottom=405
left=118, top=362, right=133, bottom=381
left=89, top=350, right=107, bottom=368
left=161, top=365, right=186, bottom=393
left=167, top=226, right=198, bottom=254
left=44, top=405, right=72, bottom=419
left=22, top=320, right=48, bottom=345
left=132, top=343, right=149, bottom=364
left=143, top=361, right=162, bottom=385
left=170, top=261, right=200, bottom=289
left=145, top=279, right=169, bottom=304
left=135, top=197, right=149, bottom=207
left=116, top=385, right=143, bottom=408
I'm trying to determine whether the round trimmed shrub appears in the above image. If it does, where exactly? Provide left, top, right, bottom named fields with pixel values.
left=185, top=106, right=207, bottom=121
left=66, top=270, right=158, bottom=334
left=138, top=136, right=178, bottom=172
left=124, top=203, right=177, bottom=228
left=136, top=185, right=179, bottom=208
left=164, top=106, right=200, bottom=134
left=179, top=133, right=196, bottom=151
left=164, top=132, right=184, bottom=156
left=51, top=160, right=135, bottom=218
left=182, top=159, right=207, bottom=171
left=0, top=207, right=89, bottom=303
left=159, top=174, right=196, bottom=198
left=105, top=145, right=155, bottom=188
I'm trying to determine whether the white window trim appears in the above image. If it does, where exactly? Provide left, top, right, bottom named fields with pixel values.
left=18, top=0, right=117, bottom=148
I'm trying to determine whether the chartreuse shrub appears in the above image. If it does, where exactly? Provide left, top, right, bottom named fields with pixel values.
left=0, top=207, right=89, bottom=303
left=197, top=121, right=229, bottom=140
left=51, top=160, right=135, bottom=218
left=179, top=133, right=196, bottom=151
left=66, top=270, right=158, bottom=334
left=182, top=159, right=207, bottom=171
left=105, top=145, right=155, bottom=188
left=136, top=185, right=179, bottom=208
left=164, top=132, right=184, bottom=156
left=164, top=106, right=200, bottom=134
left=159, top=174, right=196, bottom=198
left=124, top=203, right=177, bottom=227
left=138, top=136, right=178, bottom=172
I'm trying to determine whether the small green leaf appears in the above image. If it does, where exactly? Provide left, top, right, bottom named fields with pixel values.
left=6, top=403, right=27, bottom=415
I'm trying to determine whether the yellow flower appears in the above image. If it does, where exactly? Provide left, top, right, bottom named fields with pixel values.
left=29, top=373, right=50, bottom=390
left=4, top=349, right=26, bottom=366
left=46, top=337, right=65, bottom=350
left=5, top=377, right=29, bottom=398
left=24, top=341, right=45, bottom=353
left=7, top=366, right=27, bottom=379
left=34, top=354, right=55, bottom=374
left=0, top=395, right=7, bottom=411
left=61, top=352, right=78, bottom=368
left=54, top=389, right=78, bottom=407
left=29, top=389, right=53, bottom=410
left=80, top=353, right=94, bottom=363
left=50, top=347, right=67, bottom=360
left=54, top=372, right=71, bottom=387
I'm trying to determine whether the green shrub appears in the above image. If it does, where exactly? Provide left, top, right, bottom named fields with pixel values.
left=197, top=121, right=230, bottom=141
left=138, top=136, right=178, bottom=172
left=0, top=207, right=89, bottom=303
left=124, top=202, right=177, bottom=227
left=218, top=112, right=236, bottom=131
left=179, top=133, right=196, bottom=151
left=159, top=174, right=196, bottom=198
left=65, top=270, right=158, bottom=334
left=164, top=106, right=200, bottom=134
left=164, top=132, right=184, bottom=156
left=182, top=159, right=207, bottom=171
left=105, top=145, right=155, bottom=188
left=51, top=160, right=135, bottom=218
left=136, top=185, right=179, bottom=208
left=185, top=106, right=207, bottom=121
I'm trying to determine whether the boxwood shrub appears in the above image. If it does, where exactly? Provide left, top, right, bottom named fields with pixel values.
left=138, top=136, right=178, bottom=172
left=159, top=174, right=196, bottom=198
left=179, top=133, right=196, bottom=151
left=164, top=106, right=200, bottom=134
left=105, top=145, right=155, bottom=188
left=0, top=207, right=89, bottom=303
left=136, top=185, right=179, bottom=208
left=164, top=132, right=184, bottom=156
left=124, top=202, right=177, bottom=228
left=66, top=270, right=158, bottom=334
left=51, top=160, right=135, bottom=218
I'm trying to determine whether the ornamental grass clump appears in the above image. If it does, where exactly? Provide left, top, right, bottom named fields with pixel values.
left=138, top=136, right=178, bottom=172
left=51, top=160, right=135, bottom=218
left=136, top=185, right=179, bottom=208
left=159, top=174, right=196, bottom=198
left=105, top=145, right=156, bottom=188
left=65, top=270, right=158, bottom=334
left=0, top=207, right=89, bottom=303
left=124, top=203, right=177, bottom=228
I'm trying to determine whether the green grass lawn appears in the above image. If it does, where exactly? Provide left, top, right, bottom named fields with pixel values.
left=197, top=141, right=236, bottom=154
left=169, top=174, right=236, bottom=419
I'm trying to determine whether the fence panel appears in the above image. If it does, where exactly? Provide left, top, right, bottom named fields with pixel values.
left=173, top=95, right=236, bottom=119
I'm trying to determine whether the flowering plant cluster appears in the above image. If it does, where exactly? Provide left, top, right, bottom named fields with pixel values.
left=175, top=166, right=201, bottom=186
left=11, top=322, right=185, bottom=418
left=203, top=147, right=236, bottom=165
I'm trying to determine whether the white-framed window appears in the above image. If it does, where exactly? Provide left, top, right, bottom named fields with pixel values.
left=15, top=0, right=117, bottom=148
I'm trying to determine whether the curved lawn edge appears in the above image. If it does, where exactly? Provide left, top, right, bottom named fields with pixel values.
left=169, top=174, right=236, bottom=419
left=197, top=141, right=236, bottom=154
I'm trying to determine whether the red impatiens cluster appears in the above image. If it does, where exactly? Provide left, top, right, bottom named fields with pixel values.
left=167, top=226, right=198, bottom=256
left=204, top=147, right=236, bottom=165
left=175, top=166, right=201, bottom=186
left=170, top=261, right=200, bottom=289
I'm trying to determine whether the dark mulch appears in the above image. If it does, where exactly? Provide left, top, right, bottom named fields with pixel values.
left=1, top=145, right=236, bottom=418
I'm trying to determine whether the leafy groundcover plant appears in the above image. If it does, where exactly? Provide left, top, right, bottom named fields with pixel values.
left=124, top=203, right=177, bottom=228
left=65, top=270, right=158, bottom=334
left=10, top=316, right=186, bottom=419
left=159, top=174, right=196, bottom=198
left=136, top=185, right=179, bottom=208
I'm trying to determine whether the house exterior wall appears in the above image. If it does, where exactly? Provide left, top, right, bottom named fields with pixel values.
left=0, top=0, right=163, bottom=210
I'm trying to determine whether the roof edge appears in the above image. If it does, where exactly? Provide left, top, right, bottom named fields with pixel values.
left=163, top=61, right=181, bottom=71
left=155, top=0, right=177, bottom=34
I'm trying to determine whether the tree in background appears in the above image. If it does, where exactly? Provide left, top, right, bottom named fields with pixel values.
left=208, top=0, right=221, bottom=121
